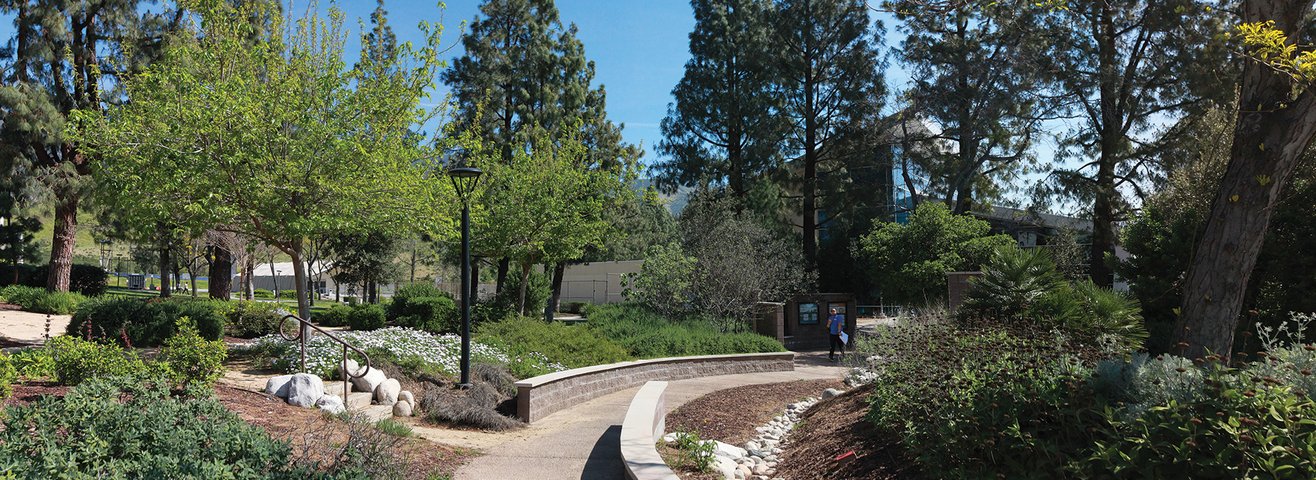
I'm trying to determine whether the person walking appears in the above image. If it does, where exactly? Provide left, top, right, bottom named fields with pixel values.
left=827, top=308, right=845, bottom=362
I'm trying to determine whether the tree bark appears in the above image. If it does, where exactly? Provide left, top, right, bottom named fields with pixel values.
left=45, top=194, right=77, bottom=292
left=1174, top=0, right=1316, bottom=359
left=517, top=262, right=532, bottom=316
left=1089, top=1, right=1120, bottom=289
left=288, top=242, right=310, bottom=334
left=242, top=255, right=255, bottom=300
left=496, top=257, right=510, bottom=293
left=208, top=243, right=233, bottom=300
left=544, top=262, right=566, bottom=322
left=157, top=225, right=172, bottom=298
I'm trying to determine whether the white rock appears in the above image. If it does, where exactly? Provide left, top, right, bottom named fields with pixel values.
left=822, top=388, right=843, bottom=400
left=754, top=464, right=769, bottom=475
left=714, top=456, right=737, bottom=479
left=714, top=441, right=747, bottom=460
left=340, top=359, right=362, bottom=378
left=392, top=399, right=413, bottom=417
left=745, top=441, right=760, bottom=452
left=662, top=432, right=681, bottom=442
left=265, top=374, right=294, bottom=398
left=375, top=378, right=401, bottom=405
left=736, top=464, right=752, bottom=479
left=286, top=373, right=325, bottom=407
left=315, top=394, right=345, bottom=414
left=350, top=367, right=387, bottom=394
left=399, top=390, right=415, bottom=406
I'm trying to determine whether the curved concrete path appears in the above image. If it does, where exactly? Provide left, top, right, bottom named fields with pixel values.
left=451, top=352, right=844, bottom=480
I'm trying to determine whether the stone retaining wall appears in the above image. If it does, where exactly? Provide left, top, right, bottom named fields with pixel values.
left=620, top=381, right=679, bottom=480
left=515, top=352, right=795, bottom=423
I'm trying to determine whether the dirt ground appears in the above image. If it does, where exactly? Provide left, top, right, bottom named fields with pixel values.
left=0, top=305, right=70, bottom=346
left=771, top=383, right=920, bottom=480
left=666, top=378, right=843, bottom=446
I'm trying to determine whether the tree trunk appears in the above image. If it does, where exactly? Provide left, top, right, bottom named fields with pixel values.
left=288, top=242, right=311, bottom=334
left=45, top=194, right=77, bottom=292
left=208, top=243, right=233, bottom=300
left=545, top=262, right=565, bottom=322
left=1090, top=2, right=1120, bottom=289
left=470, top=257, right=481, bottom=302
left=268, top=256, right=279, bottom=296
left=242, top=256, right=255, bottom=300
left=803, top=68, right=818, bottom=270
left=158, top=226, right=172, bottom=298
left=1174, top=0, right=1316, bottom=358
left=516, top=262, right=531, bottom=316
left=496, top=257, right=510, bottom=293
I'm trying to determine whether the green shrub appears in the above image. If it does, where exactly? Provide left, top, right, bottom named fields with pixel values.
left=277, top=289, right=297, bottom=299
left=862, top=321, right=1110, bottom=479
left=0, top=353, right=15, bottom=400
left=348, top=304, right=387, bottom=331
left=316, top=304, right=352, bottom=327
left=477, top=315, right=630, bottom=372
left=0, top=285, right=85, bottom=314
left=69, top=296, right=225, bottom=347
left=222, top=300, right=287, bottom=338
left=669, top=430, right=716, bottom=472
left=8, top=347, right=55, bottom=380
left=476, top=272, right=550, bottom=323
left=960, top=247, right=1147, bottom=351
left=159, top=317, right=228, bottom=389
left=0, top=264, right=107, bottom=296
left=48, top=335, right=152, bottom=385
left=584, top=304, right=784, bottom=358
left=387, top=283, right=458, bottom=333
left=253, top=288, right=274, bottom=299
left=0, top=377, right=313, bottom=478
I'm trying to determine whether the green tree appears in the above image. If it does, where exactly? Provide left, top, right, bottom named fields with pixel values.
left=773, top=0, right=886, bottom=269
left=890, top=0, right=1050, bottom=214
left=326, top=228, right=401, bottom=305
left=77, top=2, right=446, bottom=321
left=1037, top=0, right=1232, bottom=288
left=0, top=1, right=186, bottom=292
left=859, top=202, right=1014, bottom=305
left=656, top=0, right=786, bottom=201
left=471, top=126, right=628, bottom=315
left=443, top=0, right=640, bottom=291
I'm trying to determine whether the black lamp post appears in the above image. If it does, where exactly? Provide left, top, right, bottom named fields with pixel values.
left=448, top=165, right=482, bottom=388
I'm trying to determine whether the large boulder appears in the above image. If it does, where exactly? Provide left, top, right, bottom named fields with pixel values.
left=399, top=390, right=415, bottom=406
left=316, top=394, right=345, bottom=415
left=375, top=378, right=401, bottom=405
left=713, top=456, right=737, bottom=480
left=350, top=367, right=387, bottom=394
left=392, top=400, right=413, bottom=417
left=339, top=359, right=362, bottom=378
left=714, top=441, right=747, bottom=461
left=286, top=373, right=325, bottom=408
left=264, top=374, right=294, bottom=398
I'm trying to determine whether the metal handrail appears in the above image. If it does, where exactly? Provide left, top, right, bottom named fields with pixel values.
left=277, top=313, right=372, bottom=408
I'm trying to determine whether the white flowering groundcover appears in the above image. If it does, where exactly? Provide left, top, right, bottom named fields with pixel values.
left=246, top=326, right=565, bottom=379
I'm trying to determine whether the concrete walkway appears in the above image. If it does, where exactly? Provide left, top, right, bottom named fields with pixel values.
left=0, top=309, right=70, bottom=346
left=451, top=352, right=845, bottom=480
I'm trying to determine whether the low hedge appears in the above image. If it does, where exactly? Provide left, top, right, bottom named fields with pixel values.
left=69, top=296, right=224, bottom=347
left=348, top=303, right=386, bottom=331
left=0, top=285, right=85, bottom=314
left=221, top=301, right=287, bottom=338
left=0, top=263, right=107, bottom=296
left=477, top=315, right=631, bottom=371
left=583, top=304, right=785, bottom=358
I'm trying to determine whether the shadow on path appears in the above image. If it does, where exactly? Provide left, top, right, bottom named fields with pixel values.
left=580, top=425, right=624, bottom=480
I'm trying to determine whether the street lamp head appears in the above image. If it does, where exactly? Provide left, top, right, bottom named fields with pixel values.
left=447, top=166, right=483, bottom=203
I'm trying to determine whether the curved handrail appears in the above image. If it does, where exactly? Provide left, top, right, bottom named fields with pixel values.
left=278, top=313, right=372, bottom=407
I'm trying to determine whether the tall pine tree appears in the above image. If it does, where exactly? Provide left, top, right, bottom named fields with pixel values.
left=657, top=0, right=785, bottom=201
left=0, top=1, right=184, bottom=291
left=892, top=0, right=1050, bottom=214
left=1038, top=0, right=1232, bottom=287
left=774, top=0, right=885, bottom=269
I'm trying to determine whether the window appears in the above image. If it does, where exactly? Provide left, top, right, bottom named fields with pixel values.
left=799, top=303, right=819, bottom=325
left=828, top=303, right=846, bottom=318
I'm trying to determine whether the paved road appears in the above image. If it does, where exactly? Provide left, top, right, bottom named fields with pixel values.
left=452, top=353, right=845, bottom=480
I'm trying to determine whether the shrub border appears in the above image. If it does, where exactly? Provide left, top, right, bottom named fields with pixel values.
left=514, top=352, right=794, bottom=423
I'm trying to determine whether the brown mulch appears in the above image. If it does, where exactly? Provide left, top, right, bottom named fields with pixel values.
left=771, top=383, right=920, bottom=480
left=3, top=382, right=70, bottom=408
left=666, top=379, right=843, bottom=446
left=0, top=303, right=19, bottom=311
left=216, top=386, right=477, bottom=479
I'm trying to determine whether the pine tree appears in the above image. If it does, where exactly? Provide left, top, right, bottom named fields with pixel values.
left=1037, top=0, right=1232, bottom=287
left=443, top=0, right=638, bottom=293
left=892, top=0, right=1049, bottom=214
left=656, top=0, right=785, bottom=201
left=773, top=0, right=885, bottom=269
left=0, top=1, right=184, bottom=291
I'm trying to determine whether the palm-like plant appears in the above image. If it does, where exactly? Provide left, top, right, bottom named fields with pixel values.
left=960, top=247, right=1065, bottom=320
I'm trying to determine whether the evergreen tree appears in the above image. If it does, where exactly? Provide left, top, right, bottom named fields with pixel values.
left=891, top=0, right=1049, bottom=214
left=656, top=0, right=785, bottom=201
left=0, top=1, right=185, bottom=291
left=1036, top=0, right=1232, bottom=287
left=443, top=0, right=639, bottom=292
left=773, top=0, right=886, bottom=269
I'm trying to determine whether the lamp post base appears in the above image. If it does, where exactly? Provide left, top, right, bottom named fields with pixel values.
left=455, top=383, right=472, bottom=390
